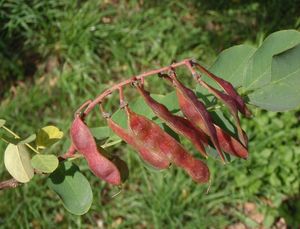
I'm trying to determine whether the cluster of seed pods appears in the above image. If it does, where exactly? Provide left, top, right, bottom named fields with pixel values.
left=66, top=59, right=250, bottom=185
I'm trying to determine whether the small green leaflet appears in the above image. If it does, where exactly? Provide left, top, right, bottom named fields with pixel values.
left=47, top=161, right=93, bottom=215
left=31, top=154, right=59, bottom=173
left=4, top=144, right=34, bottom=183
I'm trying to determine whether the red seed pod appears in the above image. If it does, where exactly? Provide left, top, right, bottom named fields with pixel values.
left=106, top=117, right=170, bottom=169
left=197, top=79, right=248, bottom=146
left=168, top=74, right=225, bottom=162
left=214, top=126, right=248, bottom=159
left=126, top=107, right=210, bottom=183
left=70, top=116, right=121, bottom=185
left=136, top=84, right=208, bottom=158
left=192, top=61, right=252, bottom=117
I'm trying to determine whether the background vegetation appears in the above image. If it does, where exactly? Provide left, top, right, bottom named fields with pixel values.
left=0, top=0, right=299, bottom=228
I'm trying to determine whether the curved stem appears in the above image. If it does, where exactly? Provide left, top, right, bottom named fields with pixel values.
left=82, top=58, right=192, bottom=117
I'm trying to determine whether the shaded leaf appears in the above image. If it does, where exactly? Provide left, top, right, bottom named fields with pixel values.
left=209, top=44, right=257, bottom=88
left=112, top=156, right=129, bottom=182
left=243, top=30, right=300, bottom=90
left=90, top=126, right=110, bottom=140
left=4, top=144, right=34, bottom=183
left=248, top=44, right=300, bottom=111
left=47, top=161, right=93, bottom=215
left=0, top=134, right=36, bottom=145
left=31, top=154, right=59, bottom=173
left=18, top=134, right=36, bottom=145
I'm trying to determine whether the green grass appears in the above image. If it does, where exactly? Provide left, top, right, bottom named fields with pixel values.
left=0, top=0, right=300, bottom=228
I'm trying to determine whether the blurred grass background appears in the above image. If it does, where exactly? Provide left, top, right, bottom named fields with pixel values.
left=0, top=0, right=300, bottom=228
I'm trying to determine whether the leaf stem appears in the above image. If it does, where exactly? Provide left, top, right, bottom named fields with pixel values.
left=1, top=126, right=40, bottom=154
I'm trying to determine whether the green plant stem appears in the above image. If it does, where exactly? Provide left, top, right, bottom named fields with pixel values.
left=1, top=125, right=40, bottom=154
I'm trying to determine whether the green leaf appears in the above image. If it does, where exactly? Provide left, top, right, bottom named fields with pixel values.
left=243, top=30, right=300, bottom=91
left=4, top=144, right=34, bottom=183
left=248, top=44, right=300, bottom=111
left=0, top=119, right=6, bottom=128
left=209, top=44, right=257, bottom=87
left=31, top=154, right=59, bottom=173
left=36, top=126, right=64, bottom=149
left=112, top=157, right=129, bottom=182
left=111, top=92, right=177, bottom=129
left=161, top=123, right=180, bottom=143
left=90, top=126, right=110, bottom=140
left=47, top=161, right=93, bottom=215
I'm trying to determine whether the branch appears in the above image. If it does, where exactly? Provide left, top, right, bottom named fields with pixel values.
left=82, top=58, right=192, bottom=116
left=0, top=178, right=20, bottom=190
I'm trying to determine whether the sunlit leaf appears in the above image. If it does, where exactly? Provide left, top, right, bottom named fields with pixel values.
left=31, top=154, right=59, bottom=173
left=4, top=144, right=34, bottom=183
left=47, top=161, right=93, bottom=215
left=36, top=126, right=64, bottom=149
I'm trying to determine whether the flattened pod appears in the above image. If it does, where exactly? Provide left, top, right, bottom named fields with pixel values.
left=197, top=79, right=248, bottom=146
left=70, top=116, right=121, bottom=185
left=214, top=126, right=248, bottom=159
left=170, top=75, right=225, bottom=162
left=193, top=62, right=251, bottom=117
left=107, top=117, right=170, bottom=169
left=136, top=85, right=207, bottom=158
left=126, top=107, right=210, bottom=183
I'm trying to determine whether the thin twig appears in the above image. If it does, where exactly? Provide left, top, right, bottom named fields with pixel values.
left=83, top=58, right=192, bottom=116
left=0, top=178, right=20, bottom=190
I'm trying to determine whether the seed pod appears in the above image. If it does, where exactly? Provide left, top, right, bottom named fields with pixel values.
left=106, top=117, right=170, bottom=169
left=70, top=116, right=121, bottom=185
left=168, top=74, right=225, bottom=162
left=126, top=107, right=210, bottom=183
left=136, top=84, right=208, bottom=158
left=197, top=79, right=248, bottom=146
left=192, top=62, right=252, bottom=117
left=214, top=126, right=248, bottom=159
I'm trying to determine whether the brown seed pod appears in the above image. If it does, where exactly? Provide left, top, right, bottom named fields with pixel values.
left=197, top=79, right=248, bottom=146
left=167, top=73, right=225, bottom=162
left=191, top=61, right=252, bottom=117
left=106, top=117, right=170, bottom=169
left=136, top=84, right=208, bottom=158
left=70, top=116, right=121, bottom=185
left=125, top=106, right=210, bottom=183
